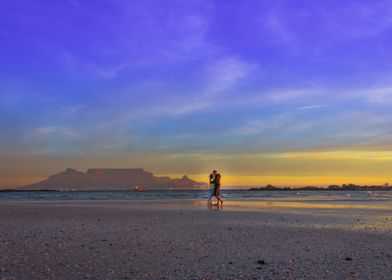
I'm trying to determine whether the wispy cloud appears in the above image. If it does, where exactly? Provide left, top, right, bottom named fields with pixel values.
left=87, top=63, right=128, bottom=80
left=100, top=55, right=256, bottom=123
left=323, top=1, right=392, bottom=40
left=202, top=57, right=256, bottom=95
left=62, top=105, right=85, bottom=116
left=59, top=51, right=128, bottom=80
left=265, top=89, right=323, bottom=103
left=360, top=87, right=392, bottom=104
left=140, top=99, right=213, bottom=117
left=30, top=126, right=79, bottom=138
left=263, top=11, right=296, bottom=46
left=171, top=13, right=212, bottom=57
left=296, top=105, right=325, bottom=111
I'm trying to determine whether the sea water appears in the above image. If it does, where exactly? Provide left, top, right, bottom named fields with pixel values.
left=1, top=190, right=392, bottom=203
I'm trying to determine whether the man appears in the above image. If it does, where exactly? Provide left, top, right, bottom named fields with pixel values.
left=213, top=170, right=223, bottom=206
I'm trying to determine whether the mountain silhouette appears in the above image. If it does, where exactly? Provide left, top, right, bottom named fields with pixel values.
left=18, top=168, right=207, bottom=191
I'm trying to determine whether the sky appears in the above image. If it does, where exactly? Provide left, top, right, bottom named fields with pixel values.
left=1, top=0, right=392, bottom=187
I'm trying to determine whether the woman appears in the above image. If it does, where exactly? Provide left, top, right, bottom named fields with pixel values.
left=207, top=171, right=215, bottom=205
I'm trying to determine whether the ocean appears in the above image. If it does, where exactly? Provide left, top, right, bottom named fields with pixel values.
left=1, top=189, right=392, bottom=203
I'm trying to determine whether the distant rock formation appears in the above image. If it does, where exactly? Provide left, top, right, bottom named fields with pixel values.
left=18, top=168, right=208, bottom=191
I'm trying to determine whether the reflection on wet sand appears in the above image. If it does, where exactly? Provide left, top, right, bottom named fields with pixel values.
left=192, top=199, right=392, bottom=211
left=192, top=199, right=392, bottom=232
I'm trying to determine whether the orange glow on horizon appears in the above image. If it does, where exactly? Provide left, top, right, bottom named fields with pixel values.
left=164, top=173, right=391, bottom=188
left=1, top=150, right=392, bottom=188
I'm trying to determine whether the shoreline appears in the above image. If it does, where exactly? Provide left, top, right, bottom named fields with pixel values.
left=1, top=197, right=392, bottom=209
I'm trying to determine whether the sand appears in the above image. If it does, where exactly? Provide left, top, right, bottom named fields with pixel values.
left=1, top=200, right=392, bottom=279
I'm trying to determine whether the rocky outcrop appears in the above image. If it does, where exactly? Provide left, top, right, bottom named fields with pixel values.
left=19, top=168, right=207, bottom=191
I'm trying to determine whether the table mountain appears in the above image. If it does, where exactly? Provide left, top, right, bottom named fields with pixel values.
left=19, top=168, right=207, bottom=191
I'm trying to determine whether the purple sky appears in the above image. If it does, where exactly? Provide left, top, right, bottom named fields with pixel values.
left=1, top=0, right=392, bottom=186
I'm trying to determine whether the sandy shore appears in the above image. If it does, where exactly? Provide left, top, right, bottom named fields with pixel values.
left=1, top=200, right=392, bottom=279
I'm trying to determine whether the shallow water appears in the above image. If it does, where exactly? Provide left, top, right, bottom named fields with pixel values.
left=1, top=189, right=392, bottom=204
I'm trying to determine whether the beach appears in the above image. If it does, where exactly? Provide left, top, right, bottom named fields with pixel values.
left=1, top=200, right=392, bottom=279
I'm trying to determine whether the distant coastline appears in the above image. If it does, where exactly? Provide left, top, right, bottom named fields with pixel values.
left=249, top=184, right=392, bottom=191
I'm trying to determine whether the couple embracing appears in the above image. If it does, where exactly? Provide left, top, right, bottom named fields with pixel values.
left=207, top=170, right=223, bottom=206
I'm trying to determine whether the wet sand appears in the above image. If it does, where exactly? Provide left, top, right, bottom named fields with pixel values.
left=1, top=200, right=392, bottom=279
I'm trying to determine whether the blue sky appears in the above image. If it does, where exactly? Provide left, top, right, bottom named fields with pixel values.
left=1, top=0, right=392, bottom=186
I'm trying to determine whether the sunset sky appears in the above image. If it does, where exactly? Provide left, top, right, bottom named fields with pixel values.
left=1, top=0, right=392, bottom=187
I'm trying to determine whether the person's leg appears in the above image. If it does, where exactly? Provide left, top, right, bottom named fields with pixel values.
left=217, top=195, right=223, bottom=205
left=207, top=193, right=213, bottom=205
left=212, top=187, right=220, bottom=206
left=207, top=188, right=215, bottom=205
left=216, top=186, right=223, bottom=205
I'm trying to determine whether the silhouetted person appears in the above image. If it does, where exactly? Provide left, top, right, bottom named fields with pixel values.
left=213, top=170, right=223, bottom=206
left=207, top=172, right=215, bottom=205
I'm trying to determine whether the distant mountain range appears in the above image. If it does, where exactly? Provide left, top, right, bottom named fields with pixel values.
left=18, top=168, right=208, bottom=191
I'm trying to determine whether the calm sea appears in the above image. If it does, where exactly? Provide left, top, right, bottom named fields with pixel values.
left=1, top=189, right=392, bottom=202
